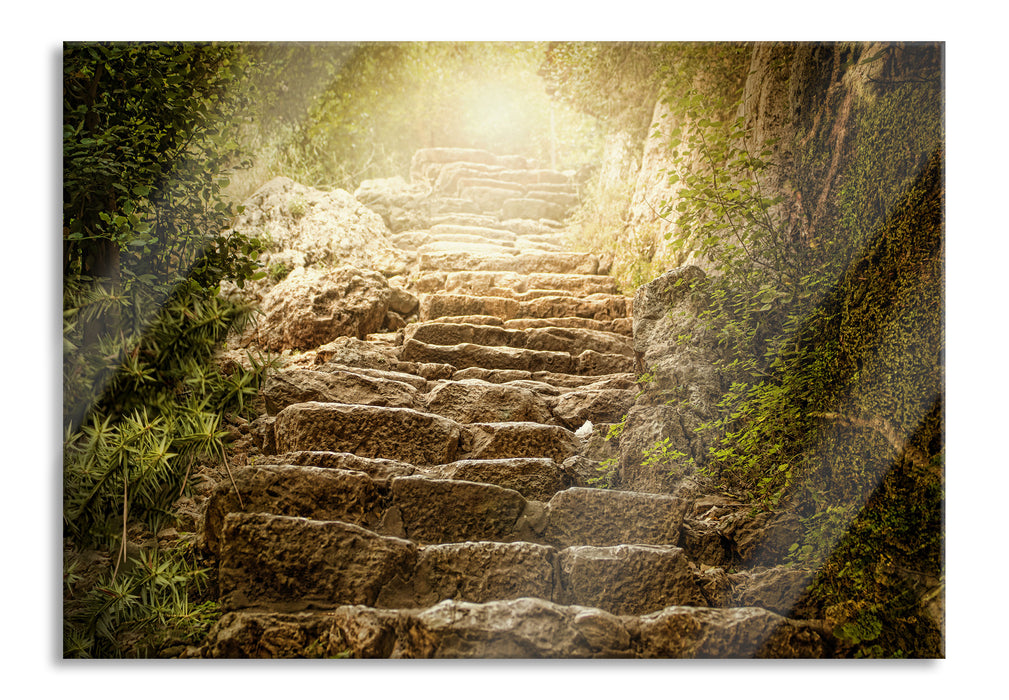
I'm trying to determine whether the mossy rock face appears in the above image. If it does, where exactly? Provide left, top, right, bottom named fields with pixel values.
left=772, top=46, right=944, bottom=657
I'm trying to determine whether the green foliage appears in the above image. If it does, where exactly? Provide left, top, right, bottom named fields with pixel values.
left=63, top=543, right=220, bottom=658
left=270, top=42, right=600, bottom=190
left=557, top=42, right=752, bottom=292
left=650, top=43, right=943, bottom=656
left=63, top=42, right=274, bottom=656
left=640, top=437, right=690, bottom=479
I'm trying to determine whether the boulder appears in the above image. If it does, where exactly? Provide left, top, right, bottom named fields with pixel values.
left=632, top=265, right=723, bottom=416
left=255, top=266, right=393, bottom=352
left=233, top=176, right=407, bottom=275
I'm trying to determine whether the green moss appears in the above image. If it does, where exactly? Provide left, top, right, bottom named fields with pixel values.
left=688, top=44, right=943, bottom=657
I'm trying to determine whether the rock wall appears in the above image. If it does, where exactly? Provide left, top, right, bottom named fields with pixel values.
left=609, top=42, right=944, bottom=656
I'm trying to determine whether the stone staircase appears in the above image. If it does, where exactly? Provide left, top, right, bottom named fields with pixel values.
left=197, top=148, right=833, bottom=658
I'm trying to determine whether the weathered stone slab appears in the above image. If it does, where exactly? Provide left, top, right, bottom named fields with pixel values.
left=427, top=314, right=505, bottom=327
left=262, top=368, right=422, bottom=415
left=429, top=223, right=517, bottom=243
left=404, top=322, right=514, bottom=348
left=418, top=250, right=599, bottom=275
left=555, top=545, right=706, bottom=615
left=201, top=603, right=830, bottom=659
left=433, top=457, right=576, bottom=501
left=521, top=327, right=633, bottom=357
left=219, top=513, right=417, bottom=611
left=635, top=606, right=828, bottom=658
left=464, top=422, right=581, bottom=462
left=200, top=610, right=362, bottom=658
left=203, top=465, right=386, bottom=554
left=403, top=599, right=630, bottom=658
left=401, top=339, right=573, bottom=374
left=573, top=349, right=636, bottom=375
left=389, top=476, right=527, bottom=544
left=731, top=567, right=815, bottom=616
left=518, top=294, right=628, bottom=321
left=531, top=371, right=636, bottom=388
left=495, top=169, right=572, bottom=186
left=377, top=541, right=556, bottom=608
left=526, top=273, right=618, bottom=295
left=273, top=402, right=463, bottom=465
left=549, top=387, right=636, bottom=429
left=319, top=362, right=429, bottom=390
left=462, top=185, right=529, bottom=213
left=423, top=379, right=555, bottom=425
left=442, top=270, right=527, bottom=295
left=416, top=240, right=518, bottom=257
left=513, top=252, right=599, bottom=276
left=258, top=451, right=416, bottom=482
left=419, top=293, right=519, bottom=321
left=451, top=367, right=532, bottom=383
left=501, top=197, right=567, bottom=221
left=544, top=487, right=689, bottom=548
left=526, top=190, right=579, bottom=208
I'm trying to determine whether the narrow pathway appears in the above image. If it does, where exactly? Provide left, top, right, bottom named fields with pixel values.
left=197, top=148, right=832, bottom=658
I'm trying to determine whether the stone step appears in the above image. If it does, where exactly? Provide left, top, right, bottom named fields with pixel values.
left=502, top=197, right=569, bottom=222
left=526, top=190, right=579, bottom=209
left=262, top=364, right=634, bottom=429
left=205, top=469, right=690, bottom=552
left=400, top=338, right=633, bottom=375
left=404, top=322, right=634, bottom=358
left=426, top=457, right=580, bottom=501
left=429, top=223, right=518, bottom=243
left=423, top=378, right=557, bottom=425
left=418, top=293, right=629, bottom=323
left=428, top=212, right=501, bottom=229
left=410, top=270, right=619, bottom=297
left=494, top=169, right=572, bottom=187
left=457, top=177, right=526, bottom=194
left=273, top=401, right=464, bottom=465
left=271, top=399, right=592, bottom=464
left=503, top=317, right=631, bottom=336
left=449, top=367, right=635, bottom=389
left=460, top=185, right=529, bottom=213
left=202, top=599, right=831, bottom=658
left=417, top=251, right=599, bottom=275
left=415, top=241, right=518, bottom=257
left=513, top=239, right=564, bottom=253
left=217, top=513, right=707, bottom=617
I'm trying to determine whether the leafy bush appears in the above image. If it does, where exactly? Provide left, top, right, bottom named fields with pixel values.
left=63, top=42, right=273, bottom=657
left=652, top=43, right=944, bottom=656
